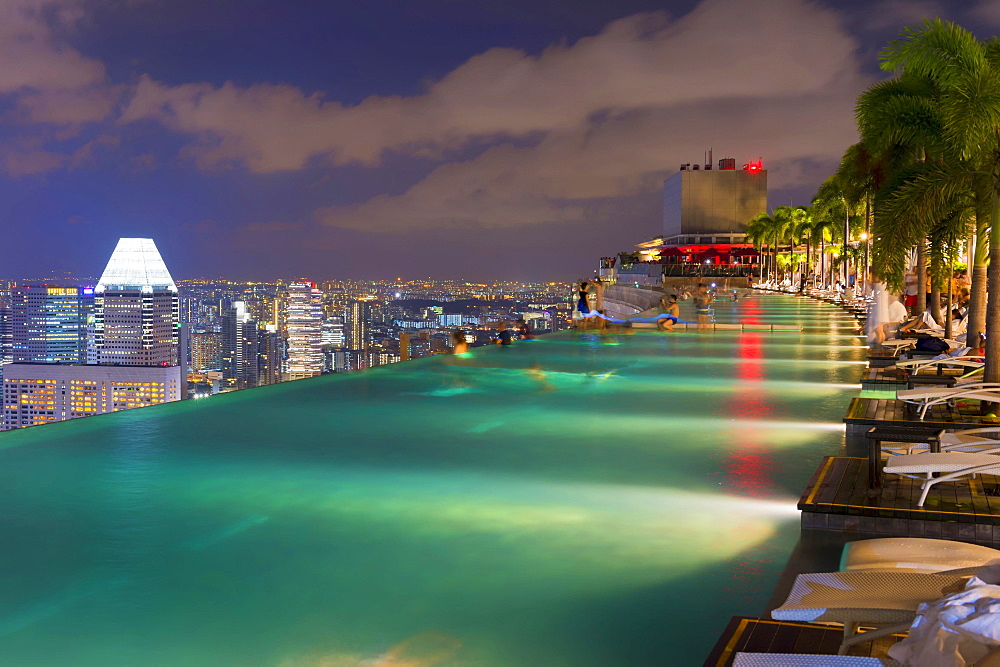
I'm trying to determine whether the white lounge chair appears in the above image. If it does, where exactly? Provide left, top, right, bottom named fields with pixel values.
left=842, top=538, right=1000, bottom=574
left=771, top=570, right=969, bottom=654
left=896, top=383, right=1000, bottom=419
left=892, top=355, right=983, bottom=375
left=883, top=451, right=1000, bottom=506
left=940, top=427, right=1000, bottom=446
left=734, top=654, right=900, bottom=666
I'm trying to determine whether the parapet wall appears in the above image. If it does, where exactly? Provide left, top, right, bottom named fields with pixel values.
left=602, top=285, right=663, bottom=319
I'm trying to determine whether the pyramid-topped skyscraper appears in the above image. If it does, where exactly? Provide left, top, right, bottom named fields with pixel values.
left=90, top=238, right=180, bottom=366
left=96, top=238, right=177, bottom=293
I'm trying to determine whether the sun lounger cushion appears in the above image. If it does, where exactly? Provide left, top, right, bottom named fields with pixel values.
left=842, top=538, right=1000, bottom=573
left=771, top=571, right=965, bottom=625
left=883, top=452, right=1000, bottom=476
left=734, top=654, right=899, bottom=666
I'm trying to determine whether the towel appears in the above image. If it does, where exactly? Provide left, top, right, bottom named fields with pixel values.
left=888, top=575, right=1000, bottom=666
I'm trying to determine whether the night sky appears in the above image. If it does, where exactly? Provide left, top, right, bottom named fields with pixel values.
left=0, top=0, right=997, bottom=282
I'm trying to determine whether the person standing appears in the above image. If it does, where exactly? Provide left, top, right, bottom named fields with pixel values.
left=693, top=284, right=713, bottom=331
left=904, top=270, right=919, bottom=315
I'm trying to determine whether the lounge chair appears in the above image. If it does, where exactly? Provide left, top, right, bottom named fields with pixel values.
left=940, top=427, right=1000, bottom=446
left=841, top=538, right=1000, bottom=573
left=733, top=654, right=900, bottom=666
left=895, top=383, right=1000, bottom=419
left=892, top=355, right=983, bottom=376
left=771, top=570, right=969, bottom=654
left=883, top=451, right=1000, bottom=506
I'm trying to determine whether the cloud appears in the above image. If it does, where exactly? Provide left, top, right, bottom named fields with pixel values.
left=240, top=221, right=302, bottom=233
left=2, top=148, right=66, bottom=177
left=121, top=0, right=866, bottom=174
left=15, top=85, right=120, bottom=126
left=0, top=1, right=106, bottom=94
left=859, top=1, right=945, bottom=31
left=315, top=90, right=862, bottom=232
left=966, top=0, right=1000, bottom=28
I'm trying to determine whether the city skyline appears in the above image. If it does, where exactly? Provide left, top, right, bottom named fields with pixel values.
left=0, top=0, right=998, bottom=281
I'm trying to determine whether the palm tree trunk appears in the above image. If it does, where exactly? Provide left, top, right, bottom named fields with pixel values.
left=929, top=254, right=943, bottom=327
left=985, top=188, right=1000, bottom=384
left=820, top=238, right=826, bottom=289
left=864, top=194, right=872, bottom=290
left=967, top=209, right=988, bottom=346
left=945, top=263, right=954, bottom=340
left=917, top=240, right=927, bottom=314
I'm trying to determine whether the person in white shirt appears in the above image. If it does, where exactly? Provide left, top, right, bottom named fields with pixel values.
left=880, top=295, right=910, bottom=342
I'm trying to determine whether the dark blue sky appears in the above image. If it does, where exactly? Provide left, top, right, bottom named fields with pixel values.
left=1, top=0, right=996, bottom=281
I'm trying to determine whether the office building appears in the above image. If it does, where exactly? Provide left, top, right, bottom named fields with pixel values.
left=257, top=324, right=283, bottom=386
left=1, top=363, right=182, bottom=430
left=191, top=331, right=223, bottom=372
left=662, top=157, right=767, bottom=243
left=221, top=301, right=259, bottom=390
left=0, top=296, right=11, bottom=380
left=89, top=238, right=180, bottom=367
left=9, top=285, right=92, bottom=364
left=347, top=297, right=375, bottom=368
left=284, top=282, right=323, bottom=381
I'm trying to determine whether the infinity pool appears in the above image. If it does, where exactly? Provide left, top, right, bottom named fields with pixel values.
left=0, top=293, right=864, bottom=665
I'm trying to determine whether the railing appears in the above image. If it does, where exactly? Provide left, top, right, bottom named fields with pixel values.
left=660, top=264, right=758, bottom=278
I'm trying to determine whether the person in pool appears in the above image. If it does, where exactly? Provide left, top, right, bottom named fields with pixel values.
left=693, top=284, right=713, bottom=331
left=658, top=294, right=680, bottom=331
left=450, top=329, right=469, bottom=354
left=495, top=322, right=514, bottom=345
left=516, top=317, right=534, bottom=340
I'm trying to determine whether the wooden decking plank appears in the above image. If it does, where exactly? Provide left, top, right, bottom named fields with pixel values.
left=738, top=621, right=781, bottom=652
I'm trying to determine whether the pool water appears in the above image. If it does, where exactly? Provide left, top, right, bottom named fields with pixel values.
left=0, top=293, right=865, bottom=665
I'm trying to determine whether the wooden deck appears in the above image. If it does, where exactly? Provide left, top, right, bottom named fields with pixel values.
left=844, top=396, right=1000, bottom=433
left=704, top=616, right=901, bottom=666
left=799, top=456, right=1000, bottom=544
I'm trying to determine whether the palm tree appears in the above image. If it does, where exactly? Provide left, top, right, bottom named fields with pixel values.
left=879, top=19, right=1000, bottom=373
left=745, top=212, right=776, bottom=284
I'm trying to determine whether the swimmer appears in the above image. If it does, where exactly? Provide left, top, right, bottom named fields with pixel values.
left=693, top=284, right=713, bottom=331
left=450, top=329, right=469, bottom=354
left=658, top=295, right=680, bottom=331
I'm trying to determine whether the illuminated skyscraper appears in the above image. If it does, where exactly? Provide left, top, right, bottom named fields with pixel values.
left=89, top=238, right=180, bottom=367
left=191, top=331, right=223, bottom=372
left=284, top=282, right=323, bottom=381
left=257, top=324, right=283, bottom=386
left=221, top=301, right=260, bottom=390
left=9, top=286, right=92, bottom=364
left=0, top=294, right=11, bottom=380
left=347, top=298, right=374, bottom=368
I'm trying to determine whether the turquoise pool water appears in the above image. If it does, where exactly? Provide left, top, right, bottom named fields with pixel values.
left=0, top=293, right=864, bottom=665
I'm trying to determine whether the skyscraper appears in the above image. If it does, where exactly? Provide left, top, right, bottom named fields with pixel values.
left=257, top=324, right=283, bottom=386
left=191, top=331, right=223, bottom=372
left=221, top=301, right=260, bottom=390
left=89, top=238, right=180, bottom=367
left=284, top=282, right=323, bottom=381
left=347, top=297, right=374, bottom=368
left=9, top=286, right=92, bottom=364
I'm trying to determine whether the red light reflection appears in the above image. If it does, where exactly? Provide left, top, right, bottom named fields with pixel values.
left=721, top=330, right=777, bottom=496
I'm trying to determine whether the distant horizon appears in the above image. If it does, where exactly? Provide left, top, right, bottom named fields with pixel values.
left=1, top=273, right=575, bottom=285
